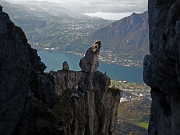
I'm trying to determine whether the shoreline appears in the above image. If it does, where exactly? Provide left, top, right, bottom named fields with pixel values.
left=38, top=49, right=143, bottom=68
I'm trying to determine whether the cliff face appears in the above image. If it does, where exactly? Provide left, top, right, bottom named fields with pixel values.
left=50, top=69, right=119, bottom=135
left=0, top=11, right=54, bottom=135
left=49, top=41, right=120, bottom=135
left=143, top=0, right=180, bottom=135
left=0, top=10, right=120, bottom=135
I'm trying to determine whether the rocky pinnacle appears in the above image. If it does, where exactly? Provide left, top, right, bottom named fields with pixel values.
left=79, top=40, right=101, bottom=73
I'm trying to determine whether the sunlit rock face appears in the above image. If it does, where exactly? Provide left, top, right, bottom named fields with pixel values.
left=79, top=40, right=101, bottom=73
left=50, top=40, right=120, bottom=135
left=143, top=0, right=180, bottom=134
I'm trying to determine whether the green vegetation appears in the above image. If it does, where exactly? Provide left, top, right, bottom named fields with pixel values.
left=1, top=1, right=149, bottom=66
left=111, top=80, right=150, bottom=90
left=108, top=85, right=123, bottom=95
left=70, top=12, right=149, bottom=65
left=136, top=122, right=148, bottom=129
left=110, top=80, right=150, bottom=134
left=115, top=121, right=148, bottom=135
left=115, top=98, right=151, bottom=135
left=2, top=0, right=110, bottom=52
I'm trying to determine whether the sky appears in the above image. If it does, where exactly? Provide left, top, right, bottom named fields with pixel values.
left=3, top=0, right=147, bottom=20
left=4, top=0, right=147, bottom=11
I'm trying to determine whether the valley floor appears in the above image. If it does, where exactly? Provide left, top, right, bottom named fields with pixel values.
left=111, top=80, right=151, bottom=135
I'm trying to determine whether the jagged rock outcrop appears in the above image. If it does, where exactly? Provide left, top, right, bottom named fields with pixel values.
left=0, top=9, right=120, bottom=135
left=50, top=70, right=120, bottom=135
left=79, top=40, right=101, bottom=73
left=63, top=61, right=69, bottom=71
left=143, top=0, right=180, bottom=135
left=51, top=70, right=82, bottom=95
left=0, top=11, right=54, bottom=135
left=49, top=41, right=120, bottom=134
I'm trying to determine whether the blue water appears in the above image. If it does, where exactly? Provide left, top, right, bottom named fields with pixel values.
left=38, top=51, right=143, bottom=84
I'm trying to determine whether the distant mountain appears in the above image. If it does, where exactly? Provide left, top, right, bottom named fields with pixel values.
left=0, top=0, right=111, bottom=49
left=1, top=0, right=149, bottom=66
left=68, top=11, right=149, bottom=66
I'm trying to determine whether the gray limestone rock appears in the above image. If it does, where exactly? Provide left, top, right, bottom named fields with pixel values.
left=0, top=12, right=13, bottom=35
left=50, top=70, right=82, bottom=95
left=0, top=12, right=35, bottom=135
left=144, top=0, right=180, bottom=134
left=63, top=61, right=69, bottom=70
left=143, top=54, right=152, bottom=86
left=0, top=10, right=54, bottom=134
left=0, top=15, right=7, bottom=34
left=49, top=41, right=120, bottom=135
left=79, top=40, right=101, bottom=72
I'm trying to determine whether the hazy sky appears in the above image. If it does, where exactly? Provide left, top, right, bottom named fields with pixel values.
left=3, top=0, right=147, bottom=20
left=5, top=0, right=147, bottom=12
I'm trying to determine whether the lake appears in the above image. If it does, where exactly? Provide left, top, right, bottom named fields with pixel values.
left=85, top=12, right=133, bottom=20
left=38, top=51, right=144, bottom=84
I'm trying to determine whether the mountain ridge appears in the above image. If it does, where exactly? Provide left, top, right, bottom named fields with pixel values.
left=1, top=1, right=149, bottom=67
left=68, top=11, right=149, bottom=66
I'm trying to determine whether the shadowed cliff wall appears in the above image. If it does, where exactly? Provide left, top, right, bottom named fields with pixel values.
left=143, top=0, right=180, bottom=134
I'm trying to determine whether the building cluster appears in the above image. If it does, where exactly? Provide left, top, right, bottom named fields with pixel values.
left=120, top=89, right=151, bottom=103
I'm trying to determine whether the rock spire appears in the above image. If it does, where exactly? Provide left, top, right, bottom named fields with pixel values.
left=79, top=40, right=101, bottom=72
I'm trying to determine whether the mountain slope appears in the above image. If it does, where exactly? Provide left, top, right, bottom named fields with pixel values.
left=1, top=0, right=111, bottom=49
left=115, top=98, right=151, bottom=135
left=1, top=0, right=149, bottom=66
left=69, top=11, right=149, bottom=66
